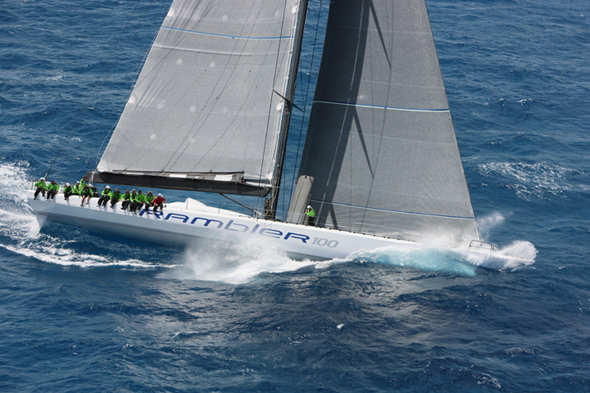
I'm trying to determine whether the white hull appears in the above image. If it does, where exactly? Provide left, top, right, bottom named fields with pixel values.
left=27, top=191, right=429, bottom=260
left=27, top=191, right=531, bottom=264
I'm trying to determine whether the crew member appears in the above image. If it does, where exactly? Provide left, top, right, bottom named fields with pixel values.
left=97, top=186, right=111, bottom=207
left=130, top=190, right=146, bottom=213
left=46, top=180, right=60, bottom=200
left=62, top=183, right=73, bottom=200
left=34, top=177, right=47, bottom=200
left=153, top=193, right=166, bottom=212
left=109, top=188, right=122, bottom=208
left=120, top=189, right=132, bottom=210
left=305, top=205, right=316, bottom=226
left=79, top=176, right=88, bottom=189
left=72, top=181, right=81, bottom=195
left=144, top=191, right=155, bottom=211
left=80, top=184, right=93, bottom=206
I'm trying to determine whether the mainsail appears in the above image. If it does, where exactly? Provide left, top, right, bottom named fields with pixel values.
left=297, top=0, right=479, bottom=245
left=93, top=0, right=305, bottom=196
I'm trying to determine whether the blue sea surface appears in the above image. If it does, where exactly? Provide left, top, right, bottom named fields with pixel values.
left=1, top=0, right=589, bottom=391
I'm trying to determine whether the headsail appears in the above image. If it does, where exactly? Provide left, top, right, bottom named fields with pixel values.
left=297, top=0, right=479, bottom=246
left=93, top=0, right=304, bottom=196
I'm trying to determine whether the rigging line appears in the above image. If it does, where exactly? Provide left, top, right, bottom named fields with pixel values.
left=45, top=0, right=151, bottom=179
left=288, top=0, right=324, bottom=199
left=219, top=193, right=262, bottom=216
left=257, top=0, right=291, bottom=195
left=62, top=114, right=115, bottom=166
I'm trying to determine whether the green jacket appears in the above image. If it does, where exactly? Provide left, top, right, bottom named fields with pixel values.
left=121, top=192, right=131, bottom=201
left=34, top=180, right=47, bottom=189
left=48, top=183, right=59, bottom=192
left=305, top=207, right=316, bottom=217
left=130, top=192, right=137, bottom=201
left=111, top=190, right=121, bottom=200
left=80, top=187, right=92, bottom=196
left=146, top=194, right=155, bottom=203
left=134, top=193, right=147, bottom=203
left=63, top=186, right=73, bottom=194
left=101, top=189, right=111, bottom=197
left=72, top=184, right=81, bottom=195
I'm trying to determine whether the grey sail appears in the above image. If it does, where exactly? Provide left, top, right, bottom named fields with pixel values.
left=297, top=0, right=479, bottom=245
left=94, top=0, right=304, bottom=196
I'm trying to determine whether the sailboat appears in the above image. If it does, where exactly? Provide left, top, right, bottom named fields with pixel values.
left=28, top=0, right=526, bottom=263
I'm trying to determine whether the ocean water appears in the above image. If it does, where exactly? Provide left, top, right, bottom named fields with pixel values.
left=1, top=0, right=589, bottom=391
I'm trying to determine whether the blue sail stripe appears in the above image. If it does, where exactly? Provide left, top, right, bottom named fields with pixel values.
left=312, top=200, right=475, bottom=220
left=313, top=99, right=450, bottom=113
left=162, top=26, right=293, bottom=40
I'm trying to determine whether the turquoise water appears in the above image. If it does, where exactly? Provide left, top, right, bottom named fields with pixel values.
left=1, top=0, right=589, bottom=391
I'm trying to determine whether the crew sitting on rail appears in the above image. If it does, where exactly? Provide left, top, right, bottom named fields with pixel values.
left=46, top=180, right=60, bottom=201
left=120, top=189, right=132, bottom=210
left=97, top=186, right=111, bottom=207
left=153, top=193, right=166, bottom=212
left=80, top=184, right=93, bottom=206
left=72, top=181, right=81, bottom=195
left=129, top=190, right=146, bottom=213
left=33, top=177, right=47, bottom=200
left=62, top=183, right=73, bottom=200
left=109, top=188, right=122, bottom=208
left=144, top=191, right=155, bottom=211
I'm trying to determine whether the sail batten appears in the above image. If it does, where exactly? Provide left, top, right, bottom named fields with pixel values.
left=313, top=100, right=450, bottom=113
left=162, top=26, right=295, bottom=40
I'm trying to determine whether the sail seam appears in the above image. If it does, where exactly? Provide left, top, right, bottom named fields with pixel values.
left=162, top=26, right=293, bottom=40
left=312, top=200, right=475, bottom=220
left=153, top=44, right=290, bottom=55
left=313, top=100, right=450, bottom=113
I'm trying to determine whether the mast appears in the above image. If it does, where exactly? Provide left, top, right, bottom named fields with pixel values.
left=267, top=0, right=310, bottom=219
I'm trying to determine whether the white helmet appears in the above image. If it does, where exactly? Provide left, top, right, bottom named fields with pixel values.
left=65, top=183, right=70, bottom=186
left=88, top=184, right=93, bottom=187
left=158, top=193, right=162, bottom=197
left=105, top=185, right=110, bottom=189
left=40, top=177, right=45, bottom=181
left=307, top=205, right=312, bottom=209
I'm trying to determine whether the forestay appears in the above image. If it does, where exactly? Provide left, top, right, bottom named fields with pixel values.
left=95, top=0, right=303, bottom=195
left=297, top=0, right=479, bottom=246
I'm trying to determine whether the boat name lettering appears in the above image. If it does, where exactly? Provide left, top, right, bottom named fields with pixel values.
left=156, top=213, right=310, bottom=243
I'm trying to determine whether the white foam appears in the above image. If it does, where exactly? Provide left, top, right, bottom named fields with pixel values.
left=478, top=161, right=584, bottom=200
left=164, top=235, right=317, bottom=284
left=0, top=241, right=168, bottom=268
left=0, top=162, right=176, bottom=269
left=0, top=162, right=41, bottom=239
left=476, top=212, right=506, bottom=240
